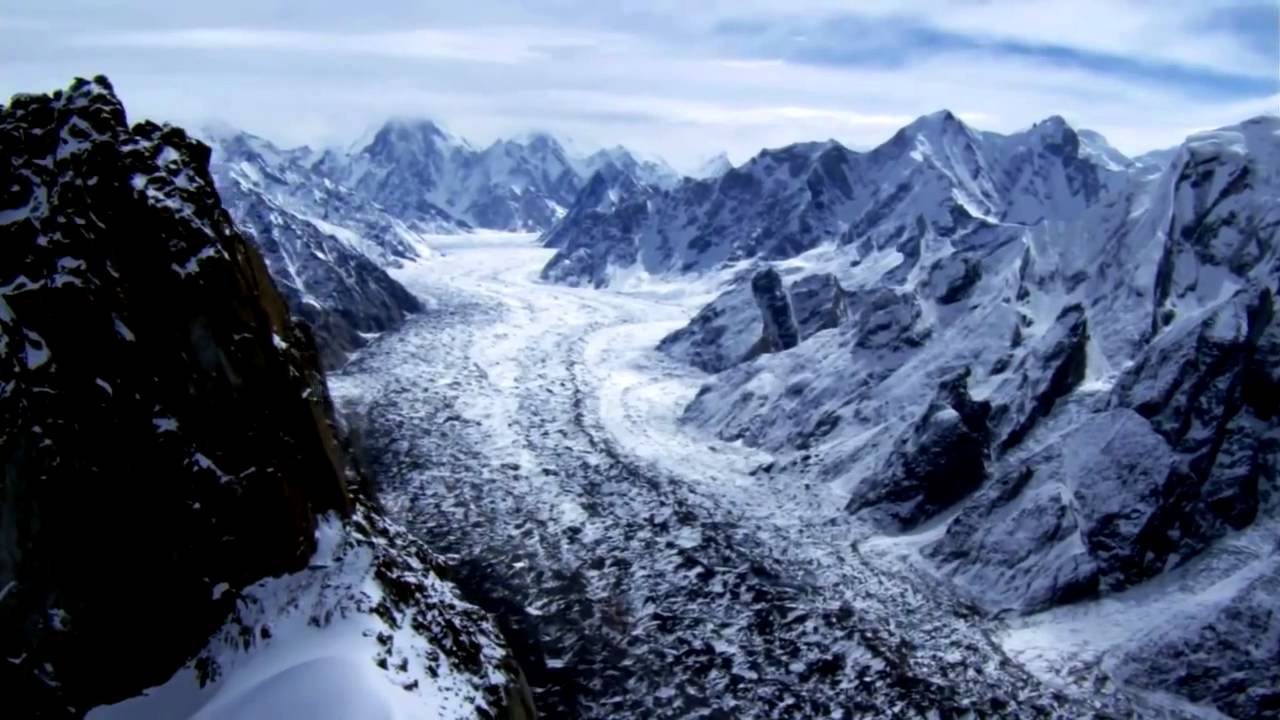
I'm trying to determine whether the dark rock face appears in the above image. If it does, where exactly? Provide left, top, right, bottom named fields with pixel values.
left=1110, top=286, right=1278, bottom=582
left=925, top=409, right=1172, bottom=611
left=539, top=169, right=659, bottom=287
left=1116, top=557, right=1280, bottom=720
left=789, top=272, right=847, bottom=337
left=660, top=269, right=850, bottom=374
left=751, top=267, right=800, bottom=353
left=847, top=288, right=927, bottom=351
left=925, top=255, right=982, bottom=305
left=0, top=77, right=353, bottom=716
left=993, top=303, right=1089, bottom=452
left=847, top=369, right=992, bottom=530
left=656, top=269, right=761, bottom=373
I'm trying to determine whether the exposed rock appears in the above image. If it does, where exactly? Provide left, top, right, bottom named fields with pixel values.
left=751, top=267, right=799, bottom=353
left=1108, top=286, right=1278, bottom=577
left=656, top=268, right=761, bottom=373
left=992, top=303, right=1089, bottom=452
left=0, top=76, right=353, bottom=715
left=789, top=272, right=848, bottom=337
left=846, top=369, right=991, bottom=530
left=660, top=269, right=848, bottom=374
left=0, top=77, right=531, bottom=718
left=539, top=170, right=658, bottom=287
left=1114, top=555, right=1280, bottom=720
left=848, top=288, right=927, bottom=350
left=215, top=176, right=423, bottom=369
left=925, top=254, right=982, bottom=305
left=926, top=409, right=1174, bottom=611
left=205, top=129, right=426, bottom=369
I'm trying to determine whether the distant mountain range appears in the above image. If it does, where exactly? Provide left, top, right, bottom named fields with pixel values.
left=199, top=121, right=683, bottom=366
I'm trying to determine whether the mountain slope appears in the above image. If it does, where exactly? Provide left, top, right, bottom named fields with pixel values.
left=540, top=112, right=1137, bottom=287
left=0, top=77, right=529, bottom=719
left=661, top=113, right=1280, bottom=718
left=205, top=130, right=425, bottom=368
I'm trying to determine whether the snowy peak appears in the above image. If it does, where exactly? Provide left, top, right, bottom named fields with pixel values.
left=364, top=117, right=466, bottom=160
left=692, top=151, right=733, bottom=179
left=885, top=109, right=981, bottom=160
left=1076, top=128, right=1133, bottom=171
left=540, top=110, right=1264, bottom=291
left=311, top=119, right=673, bottom=232
left=579, top=144, right=682, bottom=189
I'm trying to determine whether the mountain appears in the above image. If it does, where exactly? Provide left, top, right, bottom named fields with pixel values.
left=540, top=162, right=663, bottom=261
left=0, top=76, right=532, bottom=719
left=203, top=128, right=426, bottom=368
left=652, top=113, right=1280, bottom=718
left=576, top=145, right=682, bottom=189
left=540, top=112, right=1138, bottom=287
left=691, top=151, right=733, bottom=179
left=316, top=120, right=679, bottom=234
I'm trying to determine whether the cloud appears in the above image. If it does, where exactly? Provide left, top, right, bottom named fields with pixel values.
left=70, top=25, right=622, bottom=65
left=2, top=1, right=1276, bottom=171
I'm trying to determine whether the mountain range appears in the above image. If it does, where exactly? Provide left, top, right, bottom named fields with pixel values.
left=198, top=121, right=681, bottom=367
left=3, top=71, right=1277, bottom=720
left=559, top=109, right=1279, bottom=717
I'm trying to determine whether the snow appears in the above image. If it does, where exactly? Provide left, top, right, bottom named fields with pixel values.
left=114, top=317, right=136, bottom=342
left=23, top=329, right=50, bottom=369
left=999, top=516, right=1280, bottom=717
left=87, top=513, right=510, bottom=720
left=327, top=231, right=1126, bottom=717
left=172, top=244, right=225, bottom=277
left=190, top=453, right=233, bottom=483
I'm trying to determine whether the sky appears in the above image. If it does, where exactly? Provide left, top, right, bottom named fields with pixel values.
left=3, top=1, right=1277, bottom=172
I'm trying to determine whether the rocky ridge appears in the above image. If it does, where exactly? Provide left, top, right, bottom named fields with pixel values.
left=642, top=112, right=1279, bottom=716
left=0, top=77, right=530, bottom=719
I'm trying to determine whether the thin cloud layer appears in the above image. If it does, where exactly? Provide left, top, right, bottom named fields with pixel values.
left=3, top=1, right=1276, bottom=170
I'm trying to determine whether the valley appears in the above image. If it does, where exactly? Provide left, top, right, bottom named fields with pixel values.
left=330, top=232, right=1182, bottom=718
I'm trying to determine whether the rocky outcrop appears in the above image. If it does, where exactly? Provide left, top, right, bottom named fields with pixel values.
left=660, top=269, right=850, bottom=374
left=789, top=272, right=847, bottom=336
left=1109, top=285, right=1278, bottom=578
left=751, top=267, right=800, bottom=353
left=992, top=304, right=1089, bottom=452
left=925, top=409, right=1171, bottom=611
left=0, top=76, right=353, bottom=715
left=846, top=369, right=992, bottom=530
left=539, top=169, right=659, bottom=287
left=0, top=77, right=530, bottom=718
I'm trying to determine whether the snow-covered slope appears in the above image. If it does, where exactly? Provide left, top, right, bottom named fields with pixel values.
left=576, top=145, right=681, bottom=190
left=657, top=113, right=1280, bottom=718
left=204, top=129, right=426, bottom=368
left=89, top=508, right=531, bottom=720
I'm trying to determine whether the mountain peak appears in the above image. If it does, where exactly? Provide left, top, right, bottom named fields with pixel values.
left=362, top=117, right=467, bottom=160
left=891, top=110, right=977, bottom=152
left=693, top=151, right=733, bottom=179
left=909, top=109, right=968, bottom=132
